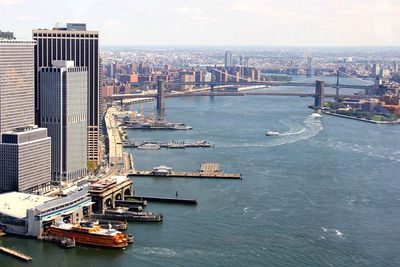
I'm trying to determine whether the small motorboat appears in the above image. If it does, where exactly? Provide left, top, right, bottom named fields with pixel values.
left=266, top=131, right=280, bottom=136
left=127, top=234, right=134, bottom=244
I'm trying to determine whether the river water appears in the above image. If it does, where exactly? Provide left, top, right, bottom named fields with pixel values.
left=2, top=75, right=400, bottom=266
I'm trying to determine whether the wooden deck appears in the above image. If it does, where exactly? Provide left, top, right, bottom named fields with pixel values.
left=131, top=162, right=241, bottom=180
left=0, top=246, right=32, bottom=261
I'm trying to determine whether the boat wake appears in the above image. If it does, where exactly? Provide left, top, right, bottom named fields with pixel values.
left=321, top=227, right=345, bottom=238
left=266, top=115, right=323, bottom=146
left=138, top=247, right=179, bottom=257
left=317, top=138, right=400, bottom=163
left=221, top=114, right=323, bottom=148
left=277, top=120, right=306, bottom=136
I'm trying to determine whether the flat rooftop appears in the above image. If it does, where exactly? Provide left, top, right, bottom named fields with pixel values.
left=0, top=192, right=53, bottom=219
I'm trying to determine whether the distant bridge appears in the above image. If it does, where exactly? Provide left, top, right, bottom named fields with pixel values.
left=109, top=80, right=372, bottom=102
left=166, top=81, right=371, bottom=90
left=107, top=69, right=376, bottom=113
left=109, top=91, right=366, bottom=101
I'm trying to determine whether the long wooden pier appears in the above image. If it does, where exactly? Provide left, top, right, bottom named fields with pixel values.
left=125, top=195, right=198, bottom=205
left=131, top=171, right=241, bottom=179
left=129, top=162, right=242, bottom=180
left=0, top=246, right=32, bottom=261
left=122, top=140, right=213, bottom=149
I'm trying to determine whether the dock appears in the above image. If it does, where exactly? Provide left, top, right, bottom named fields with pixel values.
left=122, top=140, right=213, bottom=149
left=130, top=162, right=242, bottom=180
left=92, top=209, right=163, bottom=222
left=125, top=195, right=198, bottom=205
left=132, top=171, right=241, bottom=179
left=0, top=246, right=32, bottom=261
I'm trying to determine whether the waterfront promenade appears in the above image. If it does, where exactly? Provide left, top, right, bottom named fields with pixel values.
left=104, top=107, right=135, bottom=177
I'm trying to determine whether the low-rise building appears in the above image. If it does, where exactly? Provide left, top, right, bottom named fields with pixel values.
left=0, top=189, right=92, bottom=237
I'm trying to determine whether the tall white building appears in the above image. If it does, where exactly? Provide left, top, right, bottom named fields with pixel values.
left=0, top=38, right=36, bottom=133
left=0, top=36, right=51, bottom=193
left=372, top=63, right=380, bottom=78
left=39, top=60, right=87, bottom=182
left=225, top=50, right=233, bottom=68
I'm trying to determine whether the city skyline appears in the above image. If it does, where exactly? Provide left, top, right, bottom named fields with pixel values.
left=0, top=0, right=399, bottom=46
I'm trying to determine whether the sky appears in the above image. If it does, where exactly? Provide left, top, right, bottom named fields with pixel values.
left=0, top=0, right=399, bottom=46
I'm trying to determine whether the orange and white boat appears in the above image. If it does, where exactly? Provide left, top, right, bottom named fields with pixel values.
left=46, top=222, right=130, bottom=248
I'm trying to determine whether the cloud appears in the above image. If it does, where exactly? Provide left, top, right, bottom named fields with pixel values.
left=17, top=15, right=38, bottom=21
left=190, top=16, right=220, bottom=23
left=0, top=0, right=23, bottom=5
left=104, top=19, right=121, bottom=28
left=173, top=5, right=203, bottom=15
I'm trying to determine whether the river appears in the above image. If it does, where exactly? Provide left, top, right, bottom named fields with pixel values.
left=1, top=75, right=400, bottom=266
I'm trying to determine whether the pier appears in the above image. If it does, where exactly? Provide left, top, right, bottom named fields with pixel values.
left=122, top=140, right=213, bottom=149
left=0, top=246, right=32, bottom=261
left=92, top=209, right=163, bottom=222
left=130, top=162, right=242, bottom=180
left=125, top=195, right=198, bottom=205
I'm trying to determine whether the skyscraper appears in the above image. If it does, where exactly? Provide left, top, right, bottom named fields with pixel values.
left=306, top=57, right=313, bottom=77
left=33, top=23, right=100, bottom=164
left=0, top=38, right=36, bottom=133
left=0, top=126, right=51, bottom=193
left=225, top=50, right=233, bottom=68
left=0, top=35, right=51, bottom=193
left=39, top=61, right=87, bottom=182
left=372, top=63, right=380, bottom=78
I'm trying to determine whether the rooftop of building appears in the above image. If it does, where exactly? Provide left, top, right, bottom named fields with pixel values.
left=33, top=23, right=98, bottom=34
left=3, top=125, right=46, bottom=135
left=0, top=39, right=36, bottom=44
left=0, top=192, right=54, bottom=219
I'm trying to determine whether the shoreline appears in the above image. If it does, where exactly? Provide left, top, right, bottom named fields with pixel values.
left=308, top=106, right=400, bottom=124
left=318, top=110, right=400, bottom=125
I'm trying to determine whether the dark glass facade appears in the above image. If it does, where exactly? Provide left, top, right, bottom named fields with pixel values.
left=32, top=29, right=99, bottom=162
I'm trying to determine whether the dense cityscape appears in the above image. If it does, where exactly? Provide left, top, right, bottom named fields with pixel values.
left=0, top=1, right=400, bottom=266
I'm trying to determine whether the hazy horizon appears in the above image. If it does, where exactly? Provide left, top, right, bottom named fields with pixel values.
left=1, top=0, right=399, bottom=46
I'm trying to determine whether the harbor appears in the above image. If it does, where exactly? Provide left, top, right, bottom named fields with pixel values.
left=130, top=163, right=242, bottom=180
left=122, top=140, right=213, bottom=149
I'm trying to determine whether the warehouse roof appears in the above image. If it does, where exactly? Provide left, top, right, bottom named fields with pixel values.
left=0, top=192, right=53, bottom=219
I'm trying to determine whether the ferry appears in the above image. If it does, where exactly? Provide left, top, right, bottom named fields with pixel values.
left=266, top=131, right=280, bottom=136
left=46, top=222, right=130, bottom=248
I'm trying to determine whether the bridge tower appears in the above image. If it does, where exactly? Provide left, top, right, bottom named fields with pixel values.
left=210, top=83, right=215, bottom=93
left=336, top=68, right=340, bottom=86
left=157, top=80, right=165, bottom=118
left=314, top=80, right=325, bottom=108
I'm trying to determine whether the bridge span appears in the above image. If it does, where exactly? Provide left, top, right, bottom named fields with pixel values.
left=107, top=80, right=375, bottom=111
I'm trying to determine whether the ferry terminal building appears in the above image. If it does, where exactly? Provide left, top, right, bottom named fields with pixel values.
left=0, top=189, right=92, bottom=237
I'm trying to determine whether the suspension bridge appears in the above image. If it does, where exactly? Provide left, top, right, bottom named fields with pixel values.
left=108, top=67, right=376, bottom=111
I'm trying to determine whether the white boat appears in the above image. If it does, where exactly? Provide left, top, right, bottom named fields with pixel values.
left=137, top=143, right=161, bottom=150
left=310, top=112, right=322, bottom=118
left=266, top=131, right=280, bottom=136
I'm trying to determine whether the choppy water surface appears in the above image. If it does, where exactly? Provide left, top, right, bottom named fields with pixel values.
left=1, top=77, right=400, bottom=266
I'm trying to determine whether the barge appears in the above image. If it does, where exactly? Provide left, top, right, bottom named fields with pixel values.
left=92, top=209, right=163, bottom=222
